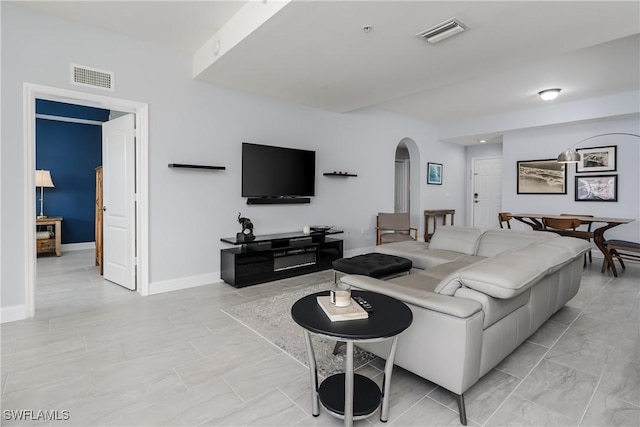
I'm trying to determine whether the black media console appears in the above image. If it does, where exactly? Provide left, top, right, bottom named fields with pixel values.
left=220, top=230, right=344, bottom=288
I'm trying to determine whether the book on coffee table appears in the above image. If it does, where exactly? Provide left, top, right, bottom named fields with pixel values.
left=316, top=296, right=368, bottom=322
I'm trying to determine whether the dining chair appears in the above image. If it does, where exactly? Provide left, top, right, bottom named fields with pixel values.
left=561, top=213, right=593, bottom=263
left=376, top=213, right=417, bottom=245
left=498, top=212, right=513, bottom=229
left=542, top=217, right=587, bottom=266
left=602, top=239, right=640, bottom=277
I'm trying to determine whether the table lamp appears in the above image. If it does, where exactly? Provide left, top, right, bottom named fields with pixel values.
left=35, top=170, right=55, bottom=219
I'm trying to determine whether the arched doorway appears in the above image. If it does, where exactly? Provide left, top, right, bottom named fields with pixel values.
left=394, top=143, right=410, bottom=213
left=394, top=138, right=420, bottom=236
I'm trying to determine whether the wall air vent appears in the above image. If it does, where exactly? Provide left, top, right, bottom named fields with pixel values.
left=71, top=64, right=114, bottom=91
left=416, top=18, right=468, bottom=44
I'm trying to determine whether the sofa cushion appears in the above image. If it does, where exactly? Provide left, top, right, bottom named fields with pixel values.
left=376, top=242, right=464, bottom=269
left=455, top=287, right=531, bottom=329
left=475, top=229, right=558, bottom=257
left=375, top=240, right=428, bottom=254
left=388, top=273, right=442, bottom=292
left=458, top=239, right=588, bottom=299
left=429, top=226, right=484, bottom=255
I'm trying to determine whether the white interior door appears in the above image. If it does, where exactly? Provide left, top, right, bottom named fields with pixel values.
left=472, top=157, right=503, bottom=229
left=102, top=114, right=136, bottom=290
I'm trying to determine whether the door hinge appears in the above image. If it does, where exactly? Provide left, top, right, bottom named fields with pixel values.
left=134, top=257, right=138, bottom=266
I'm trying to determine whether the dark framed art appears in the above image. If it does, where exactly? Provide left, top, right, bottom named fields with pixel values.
left=517, top=159, right=567, bottom=194
left=576, top=145, right=617, bottom=173
left=575, top=175, right=618, bottom=202
left=427, top=162, right=442, bottom=185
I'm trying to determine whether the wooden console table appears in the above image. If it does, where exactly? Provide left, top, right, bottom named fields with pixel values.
left=36, top=217, right=62, bottom=256
left=424, top=209, right=455, bottom=242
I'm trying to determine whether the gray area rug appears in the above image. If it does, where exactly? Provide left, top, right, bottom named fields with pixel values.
left=223, top=283, right=376, bottom=377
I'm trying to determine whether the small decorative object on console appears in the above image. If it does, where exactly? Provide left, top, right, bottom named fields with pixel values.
left=310, top=226, right=333, bottom=232
left=236, top=212, right=255, bottom=242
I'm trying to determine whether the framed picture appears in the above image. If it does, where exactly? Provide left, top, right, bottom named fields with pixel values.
left=517, top=159, right=566, bottom=194
left=427, top=162, right=442, bottom=185
left=576, top=145, right=616, bottom=173
left=575, top=175, right=618, bottom=202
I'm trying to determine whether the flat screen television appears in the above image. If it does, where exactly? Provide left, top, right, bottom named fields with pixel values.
left=242, top=142, right=316, bottom=202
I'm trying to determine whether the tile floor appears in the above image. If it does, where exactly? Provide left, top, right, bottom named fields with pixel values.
left=1, top=250, right=638, bottom=426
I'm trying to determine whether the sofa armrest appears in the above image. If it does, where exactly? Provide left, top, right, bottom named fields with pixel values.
left=341, top=274, right=482, bottom=318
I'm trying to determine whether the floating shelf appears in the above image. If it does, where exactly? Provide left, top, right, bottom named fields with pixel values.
left=323, top=172, right=357, bottom=177
left=168, top=163, right=226, bottom=170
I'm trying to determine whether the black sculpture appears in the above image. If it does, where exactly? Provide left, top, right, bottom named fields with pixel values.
left=237, top=212, right=255, bottom=242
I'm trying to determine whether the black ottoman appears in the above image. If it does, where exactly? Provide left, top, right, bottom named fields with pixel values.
left=332, top=253, right=412, bottom=280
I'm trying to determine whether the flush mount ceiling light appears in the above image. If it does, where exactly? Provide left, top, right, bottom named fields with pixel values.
left=538, top=88, right=561, bottom=101
left=416, top=18, right=468, bottom=44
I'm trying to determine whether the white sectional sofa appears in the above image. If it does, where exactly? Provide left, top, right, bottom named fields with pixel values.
left=341, top=226, right=591, bottom=425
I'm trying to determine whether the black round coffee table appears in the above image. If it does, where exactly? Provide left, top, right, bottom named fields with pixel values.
left=291, top=290, right=413, bottom=427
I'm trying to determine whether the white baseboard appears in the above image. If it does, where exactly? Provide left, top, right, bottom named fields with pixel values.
left=62, top=242, right=95, bottom=251
left=1, top=305, right=28, bottom=323
left=149, top=272, right=222, bottom=295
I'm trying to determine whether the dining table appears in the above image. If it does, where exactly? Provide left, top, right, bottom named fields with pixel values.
left=511, top=213, right=635, bottom=275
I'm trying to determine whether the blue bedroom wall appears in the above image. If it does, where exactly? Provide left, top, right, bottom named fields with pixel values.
left=35, top=100, right=110, bottom=244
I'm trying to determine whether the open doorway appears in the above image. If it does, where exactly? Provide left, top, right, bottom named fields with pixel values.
left=35, top=101, right=136, bottom=293
left=393, top=138, right=421, bottom=239
left=394, top=143, right=410, bottom=213
left=24, top=83, right=149, bottom=319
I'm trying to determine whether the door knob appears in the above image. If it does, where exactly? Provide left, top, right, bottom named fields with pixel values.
left=103, top=206, right=107, bottom=211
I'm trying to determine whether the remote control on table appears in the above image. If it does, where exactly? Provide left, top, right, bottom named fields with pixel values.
left=352, top=295, right=374, bottom=313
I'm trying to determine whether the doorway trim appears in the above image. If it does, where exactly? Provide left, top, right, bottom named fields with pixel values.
left=23, top=83, right=150, bottom=318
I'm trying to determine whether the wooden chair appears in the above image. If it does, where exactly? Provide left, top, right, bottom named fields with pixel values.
left=543, top=217, right=586, bottom=266
left=561, top=213, right=593, bottom=263
left=602, top=240, right=640, bottom=277
left=376, top=213, right=417, bottom=245
left=498, top=212, right=513, bottom=229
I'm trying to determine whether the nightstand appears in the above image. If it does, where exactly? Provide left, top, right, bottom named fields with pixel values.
left=36, top=217, right=63, bottom=256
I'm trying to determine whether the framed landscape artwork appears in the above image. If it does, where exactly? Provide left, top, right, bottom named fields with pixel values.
left=427, top=162, right=442, bottom=185
left=576, top=145, right=616, bottom=173
left=517, top=159, right=567, bottom=194
left=575, top=175, right=618, bottom=202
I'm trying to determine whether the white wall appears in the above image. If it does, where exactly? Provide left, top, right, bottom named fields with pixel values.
left=502, top=118, right=640, bottom=241
left=0, top=4, right=466, bottom=311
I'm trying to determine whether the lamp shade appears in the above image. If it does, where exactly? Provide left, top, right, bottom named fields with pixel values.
left=557, top=149, right=581, bottom=163
left=35, top=170, right=55, bottom=188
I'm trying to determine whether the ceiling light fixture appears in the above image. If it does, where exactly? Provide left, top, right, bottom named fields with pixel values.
left=538, top=88, right=561, bottom=101
left=362, top=25, right=373, bottom=33
left=417, top=18, right=468, bottom=44
left=478, top=139, right=487, bottom=144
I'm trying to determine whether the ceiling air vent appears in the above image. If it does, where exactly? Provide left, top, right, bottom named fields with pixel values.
left=71, top=64, right=114, bottom=91
left=416, top=18, right=468, bottom=44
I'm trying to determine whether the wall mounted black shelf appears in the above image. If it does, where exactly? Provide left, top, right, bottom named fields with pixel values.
left=323, top=172, right=357, bottom=177
left=168, top=163, right=226, bottom=170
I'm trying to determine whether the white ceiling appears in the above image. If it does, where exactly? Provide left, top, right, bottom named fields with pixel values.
left=16, top=1, right=640, bottom=142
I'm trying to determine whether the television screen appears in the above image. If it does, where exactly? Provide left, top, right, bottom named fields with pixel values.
left=242, top=143, right=316, bottom=198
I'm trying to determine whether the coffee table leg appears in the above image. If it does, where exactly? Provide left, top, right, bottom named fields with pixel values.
left=380, top=336, right=399, bottom=422
left=303, top=330, right=319, bottom=416
left=345, top=341, right=354, bottom=427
